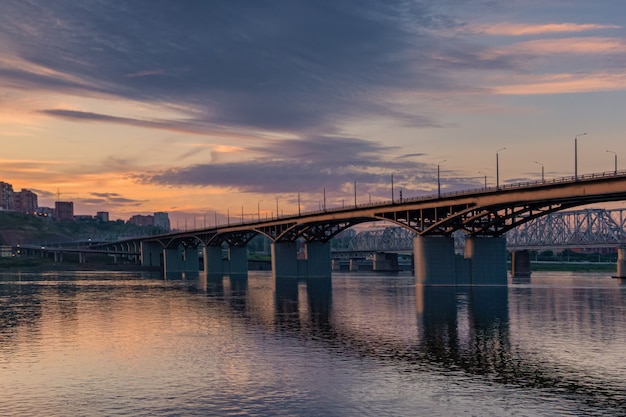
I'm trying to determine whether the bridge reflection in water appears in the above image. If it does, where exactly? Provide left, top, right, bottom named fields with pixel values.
left=191, top=272, right=626, bottom=412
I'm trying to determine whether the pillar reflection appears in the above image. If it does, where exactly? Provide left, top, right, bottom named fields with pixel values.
left=416, top=285, right=510, bottom=371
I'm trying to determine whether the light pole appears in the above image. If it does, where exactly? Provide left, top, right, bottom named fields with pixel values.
left=574, top=132, right=587, bottom=180
left=298, top=192, right=301, bottom=215
left=606, top=150, right=617, bottom=174
left=496, top=147, right=506, bottom=189
left=478, top=171, right=487, bottom=189
left=354, top=180, right=357, bottom=208
left=534, top=161, right=544, bottom=182
left=437, top=160, right=446, bottom=198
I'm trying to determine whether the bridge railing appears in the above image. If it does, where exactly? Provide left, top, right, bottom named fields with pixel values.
left=177, top=169, right=626, bottom=232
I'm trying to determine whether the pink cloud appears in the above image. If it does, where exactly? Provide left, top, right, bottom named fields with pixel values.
left=475, top=22, right=620, bottom=36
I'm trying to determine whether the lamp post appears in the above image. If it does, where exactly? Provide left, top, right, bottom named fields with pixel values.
left=534, top=161, right=544, bottom=182
left=496, top=147, right=506, bottom=189
left=354, top=180, right=357, bottom=208
left=478, top=171, right=487, bottom=189
left=606, top=150, right=617, bottom=174
left=574, top=132, right=587, bottom=180
left=298, top=192, right=301, bottom=216
left=437, top=160, right=446, bottom=198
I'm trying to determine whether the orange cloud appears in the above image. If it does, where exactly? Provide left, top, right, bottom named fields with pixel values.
left=475, top=22, right=620, bottom=36
left=494, top=73, right=626, bottom=95
left=503, top=37, right=626, bottom=55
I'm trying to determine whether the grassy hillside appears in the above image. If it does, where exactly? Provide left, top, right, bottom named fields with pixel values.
left=0, top=211, right=165, bottom=246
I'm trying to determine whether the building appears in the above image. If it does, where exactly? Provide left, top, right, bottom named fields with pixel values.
left=55, top=201, right=74, bottom=222
left=0, top=181, right=14, bottom=211
left=154, top=212, right=171, bottom=231
left=96, top=211, right=110, bottom=222
left=128, top=214, right=154, bottom=227
left=13, top=189, right=38, bottom=214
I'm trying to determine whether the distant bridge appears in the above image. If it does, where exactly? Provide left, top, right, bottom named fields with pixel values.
left=344, top=208, right=626, bottom=253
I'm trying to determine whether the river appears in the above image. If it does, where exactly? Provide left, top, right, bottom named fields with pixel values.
left=1, top=270, right=624, bottom=416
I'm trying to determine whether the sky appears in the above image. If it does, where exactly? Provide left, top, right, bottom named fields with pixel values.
left=2, top=0, right=626, bottom=227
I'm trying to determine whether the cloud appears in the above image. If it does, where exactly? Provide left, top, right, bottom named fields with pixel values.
left=136, top=135, right=479, bottom=199
left=474, top=22, right=621, bottom=36
left=0, top=0, right=515, bottom=135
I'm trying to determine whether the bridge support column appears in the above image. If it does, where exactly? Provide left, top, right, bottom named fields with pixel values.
left=272, top=241, right=299, bottom=278
left=182, top=246, right=199, bottom=272
left=615, top=246, right=626, bottom=278
left=305, top=242, right=331, bottom=278
left=373, top=252, right=399, bottom=271
left=349, top=258, right=359, bottom=271
left=164, top=245, right=185, bottom=273
left=511, top=250, right=531, bottom=277
left=331, top=259, right=342, bottom=271
left=141, top=241, right=163, bottom=267
left=228, top=246, right=248, bottom=275
left=203, top=246, right=223, bottom=276
left=414, top=236, right=456, bottom=285
left=464, top=236, right=507, bottom=285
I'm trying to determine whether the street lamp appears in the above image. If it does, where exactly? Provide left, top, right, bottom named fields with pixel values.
left=437, top=160, right=446, bottom=198
left=354, top=180, right=357, bottom=208
left=534, top=161, right=544, bottom=182
left=574, top=132, right=587, bottom=180
left=606, top=150, right=617, bottom=174
left=478, top=171, right=487, bottom=189
left=496, top=147, right=506, bottom=189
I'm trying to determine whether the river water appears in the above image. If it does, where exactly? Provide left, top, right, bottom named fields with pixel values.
left=0, top=269, right=624, bottom=416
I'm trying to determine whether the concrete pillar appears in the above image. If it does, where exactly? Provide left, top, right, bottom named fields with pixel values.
left=511, top=250, right=531, bottom=277
left=349, top=258, right=359, bottom=271
left=203, top=246, right=223, bottom=276
left=615, top=246, right=626, bottom=278
left=464, top=236, right=507, bottom=285
left=305, top=242, right=331, bottom=278
left=141, top=241, right=163, bottom=267
left=228, top=246, right=248, bottom=275
left=79, top=252, right=86, bottom=264
left=332, top=259, right=342, bottom=271
left=272, top=241, right=299, bottom=278
left=163, top=245, right=184, bottom=273
left=373, top=252, right=399, bottom=271
left=182, top=246, right=200, bottom=272
left=414, top=236, right=456, bottom=285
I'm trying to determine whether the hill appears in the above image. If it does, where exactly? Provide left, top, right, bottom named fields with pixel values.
left=0, top=211, right=166, bottom=246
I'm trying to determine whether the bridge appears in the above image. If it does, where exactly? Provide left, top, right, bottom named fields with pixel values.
left=344, top=207, right=626, bottom=252
left=50, top=170, right=626, bottom=284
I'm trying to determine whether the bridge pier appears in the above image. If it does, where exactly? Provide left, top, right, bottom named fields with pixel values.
left=163, top=244, right=199, bottom=274
left=332, top=259, right=342, bottom=271
left=464, top=236, right=507, bottom=285
left=272, top=241, right=299, bottom=278
left=350, top=258, right=359, bottom=271
left=511, top=250, right=531, bottom=277
left=373, top=252, right=399, bottom=271
left=414, top=236, right=507, bottom=285
left=615, top=246, right=626, bottom=278
left=203, top=246, right=223, bottom=276
left=227, top=246, right=248, bottom=275
left=414, top=236, right=456, bottom=285
left=304, top=242, right=331, bottom=278
left=141, top=241, right=163, bottom=267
